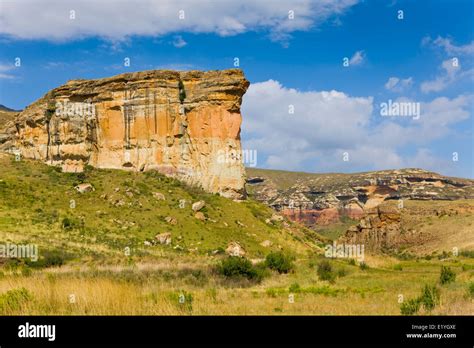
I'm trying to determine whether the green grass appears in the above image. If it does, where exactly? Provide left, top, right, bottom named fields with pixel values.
left=0, top=154, right=313, bottom=265
left=0, top=154, right=473, bottom=315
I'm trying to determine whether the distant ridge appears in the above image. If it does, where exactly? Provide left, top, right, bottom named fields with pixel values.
left=0, top=104, right=21, bottom=112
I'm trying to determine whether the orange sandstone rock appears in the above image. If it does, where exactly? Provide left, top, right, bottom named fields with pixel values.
left=2, top=69, right=249, bottom=199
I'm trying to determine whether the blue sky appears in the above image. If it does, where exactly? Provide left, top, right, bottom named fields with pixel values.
left=0, top=0, right=473, bottom=177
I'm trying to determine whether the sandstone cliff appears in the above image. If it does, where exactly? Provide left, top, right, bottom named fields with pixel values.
left=340, top=200, right=474, bottom=253
left=246, top=168, right=474, bottom=226
left=1, top=69, right=249, bottom=199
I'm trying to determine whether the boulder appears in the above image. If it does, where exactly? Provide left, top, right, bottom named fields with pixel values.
left=192, top=201, right=206, bottom=212
left=155, top=232, right=172, bottom=245
left=225, top=242, right=246, bottom=257
left=194, top=212, right=206, bottom=221
left=152, top=192, right=166, bottom=200
left=165, top=216, right=177, bottom=225
left=75, top=183, right=94, bottom=193
left=270, top=214, right=284, bottom=222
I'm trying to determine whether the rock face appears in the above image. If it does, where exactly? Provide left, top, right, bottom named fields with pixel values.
left=340, top=204, right=403, bottom=251
left=1, top=69, right=249, bottom=199
left=246, top=168, right=474, bottom=227
left=340, top=200, right=474, bottom=253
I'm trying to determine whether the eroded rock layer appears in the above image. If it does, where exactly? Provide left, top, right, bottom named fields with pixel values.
left=1, top=69, right=250, bottom=199
left=246, top=168, right=474, bottom=226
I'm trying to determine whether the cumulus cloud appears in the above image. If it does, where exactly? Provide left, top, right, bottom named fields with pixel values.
left=384, top=76, right=413, bottom=92
left=241, top=80, right=472, bottom=174
left=0, top=0, right=359, bottom=42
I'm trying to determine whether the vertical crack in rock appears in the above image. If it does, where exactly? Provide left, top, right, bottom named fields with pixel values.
left=2, top=69, right=250, bottom=199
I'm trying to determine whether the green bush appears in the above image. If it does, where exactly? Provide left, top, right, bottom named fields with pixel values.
left=288, top=282, right=301, bottom=293
left=265, top=251, right=294, bottom=274
left=61, top=216, right=80, bottom=230
left=347, top=258, right=356, bottom=266
left=337, top=267, right=348, bottom=278
left=419, top=284, right=440, bottom=311
left=393, top=264, right=403, bottom=271
left=400, top=284, right=440, bottom=315
left=359, top=262, right=369, bottom=271
left=459, top=250, right=474, bottom=258
left=0, top=287, right=33, bottom=313
left=317, top=260, right=335, bottom=282
left=217, top=257, right=264, bottom=281
left=178, top=80, right=186, bottom=102
left=468, top=282, right=474, bottom=298
left=440, top=266, right=456, bottom=285
left=400, top=298, right=421, bottom=315
left=28, top=250, right=68, bottom=268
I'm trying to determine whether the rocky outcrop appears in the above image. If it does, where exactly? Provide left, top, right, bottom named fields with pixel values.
left=246, top=168, right=474, bottom=227
left=340, top=204, right=403, bottom=251
left=340, top=200, right=474, bottom=253
left=1, top=69, right=249, bottom=199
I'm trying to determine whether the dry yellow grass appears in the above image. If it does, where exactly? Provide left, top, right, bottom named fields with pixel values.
left=1, top=256, right=472, bottom=315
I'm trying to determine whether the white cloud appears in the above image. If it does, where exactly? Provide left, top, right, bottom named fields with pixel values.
left=384, top=76, right=413, bottom=92
left=241, top=80, right=472, bottom=174
left=423, top=36, right=474, bottom=55
left=349, top=50, right=365, bottom=65
left=172, top=35, right=187, bottom=48
left=0, top=0, right=359, bottom=42
left=0, top=63, right=15, bottom=79
left=421, top=58, right=462, bottom=93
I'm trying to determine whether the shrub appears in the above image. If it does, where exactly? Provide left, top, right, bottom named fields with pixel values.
left=178, top=80, right=186, bottom=102
left=61, top=216, right=79, bottom=230
left=359, top=262, right=369, bottom=270
left=347, top=258, right=356, bottom=266
left=419, top=285, right=440, bottom=311
left=289, top=282, right=301, bottom=293
left=0, top=288, right=32, bottom=313
left=459, top=250, right=474, bottom=258
left=337, top=267, right=348, bottom=278
left=217, top=257, right=264, bottom=281
left=400, top=284, right=440, bottom=315
left=266, top=288, right=277, bottom=298
left=303, top=286, right=343, bottom=296
left=265, top=251, right=294, bottom=274
left=393, top=264, right=403, bottom=271
left=440, top=266, right=456, bottom=285
left=28, top=250, right=68, bottom=268
left=468, top=283, right=474, bottom=298
left=317, top=260, right=335, bottom=282
left=400, top=298, right=421, bottom=315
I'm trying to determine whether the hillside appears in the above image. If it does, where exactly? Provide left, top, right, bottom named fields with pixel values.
left=0, top=154, right=473, bottom=315
left=0, top=154, right=320, bottom=264
left=246, top=167, right=474, bottom=255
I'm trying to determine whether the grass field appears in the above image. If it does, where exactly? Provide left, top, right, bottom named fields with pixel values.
left=0, top=154, right=473, bottom=315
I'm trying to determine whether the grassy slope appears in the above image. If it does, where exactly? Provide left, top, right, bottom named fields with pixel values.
left=0, top=156, right=473, bottom=315
left=0, top=154, right=315, bottom=265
